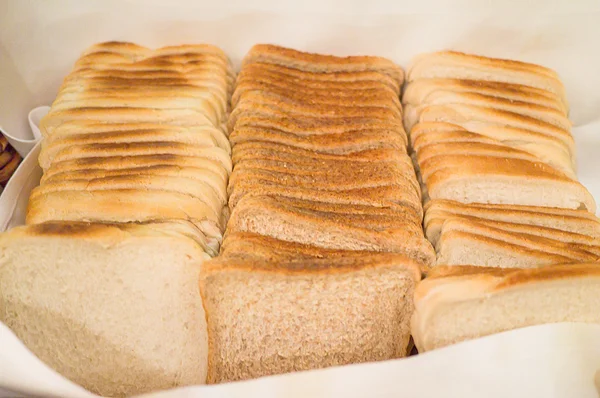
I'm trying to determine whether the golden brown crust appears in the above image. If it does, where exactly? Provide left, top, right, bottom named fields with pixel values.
left=242, top=44, right=404, bottom=86
left=202, top=253, right=423, bottom=279
left=423, top=263, right=600, bottom=291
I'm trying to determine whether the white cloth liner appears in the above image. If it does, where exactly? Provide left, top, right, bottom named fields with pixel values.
left=1, top=1, right=600, bottom=396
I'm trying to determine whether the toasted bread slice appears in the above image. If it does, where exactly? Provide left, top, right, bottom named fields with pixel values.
left=42, top=163, right=227, bottom=186
left=407, top=51, right=567, bottom=106
left=439, top=217, right=598, bottom=262
left=232, top=82, right=401, bottom=116
left=417, top=103, right=574, bottom=156
left=231, top=142, right=406, bottom=165
left=411, top=127, right=498, bottom=152
left=43, top=122, right=230, bottom=153
left=416, top=141, right=540, bottom=166
left=41, top=154, right=231, bottom=183
left=412, top=263, right=600, bottom=352
left=412, top=118, right=574, bottom=174
left=403, top=91, right=570, bottom=132
left=228, top=178, right=423, bottom=216
left=49, top=93, right=221, bottom=126
left=226, top=195, right=433, bottom=265
left=418, top=155, right=569, bottom=183
left=229, top=91, right=400, bottom=129
left=48, top=142, right=232, bottom=172
left=221, top=232, right=401, bottom=261
left=229, top=126, right=406, bottom=154
left=237, top=61, right=400, bottom=92
left=228, top=162, right=421, bottom=203
left=39, top=129, right=227, bottom=170
left=426, top=215, right=600, bottom=256
left=402, top=78, right=567, bottom=114
left=26, top=189, right=225, bottom=237
left=436, top=230, right=573, bottom=267
left=424, top=161, right=595, bottom=212
left=41, top=107, right=218, bottom=134
left=242, top=196, right=422, bottom=223
left=233, top=115, right=406, bottom=139
left=242, top=44, right=403, bottom=86
left=232, top=79, right=401, bottom=109
left=34, top=172, right=226, bottom=208
left=424, top=200, right=600, bottom=238
left=233, top=156, right=418, bottom=183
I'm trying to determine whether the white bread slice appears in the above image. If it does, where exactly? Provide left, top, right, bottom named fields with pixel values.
left=402, top=78, right=567, bottom=114
left=26, top=189, right=225, bottom=239
left=436, top=230, right=573, bottom=267
left=226, top=195, right=434, bottom=265
left=406, top=51, right=567, bottom=106
left=54, top=87, right=228, bottom=122
left=199, top=253, right=420, bottom=383
left=42, top=123, right=230, bottom=155
left=411, top=119, right=574, bottom=175
left=415, top=141, right=540, bottom=165
left=424, top=200, right=600, bottom=239
left=426, top=215, right=600, bottom=257
left=412, top=264, right=600, bottom=352
left=0, top=222, right=210, bottom=396
left=39, top=129, right=224, bottom=171
left=41, top=154, right=231, bottom=182
left=411, top=127, right=498, bottom=152
left=438, top=217, right=598, bottom=262
left=48, top=142, right=232, bottom=172
left=31, top=174, right=226, bottom=214
left=41, top=107, right=216, bottom=133
left=403, top=91, right=570, bottom=132
left=48, top=95, right=221, bottom=126
left=423, top=158, right=596, bottom=212
left=417, top=104, right=574, bottom=156
left=41, top=164, right=228, bottom=188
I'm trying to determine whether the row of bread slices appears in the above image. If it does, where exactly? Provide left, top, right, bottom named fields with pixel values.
left=26, top=41, right=235, bottom=255
left=200, top=44, right=434, bottom=383
left=402, top=52, right=600, bottom=353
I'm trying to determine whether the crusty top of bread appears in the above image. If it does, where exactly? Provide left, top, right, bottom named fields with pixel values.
left=242, top=44, right=404, bottom=85
left=402, top=78, right=566, bottom=113
left=424, top=199, right=600, bottom=221
left=1, top=220, right=204, bottom=246
left=201, top=253, right=422, bottom=278
left=422, top=263, right=600, bottom=290
left=415, top=51, right=560, bottom=77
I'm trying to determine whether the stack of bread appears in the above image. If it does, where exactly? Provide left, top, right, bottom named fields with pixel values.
left=28, top=41, right=234, bottom=253
left=405, top=52, right=600, bottom=353
left=199, top=44, right=433, bottom=383
left=403, top=51, right=600, bottom=267
left=0, top=134, right=22, bottom=187
left=0, top=42, right=235, bottom=396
